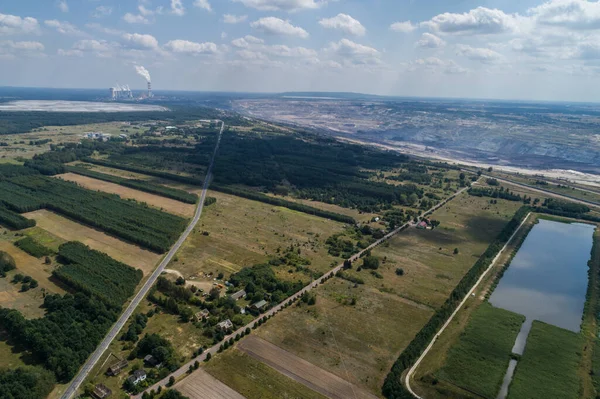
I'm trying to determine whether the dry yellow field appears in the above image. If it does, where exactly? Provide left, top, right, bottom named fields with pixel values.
left=173, top=190, right=346, bottom=280
left=0, top=242, right=66, bottom=318
left=55, top=173, right=195, bottom=217
left=23, top=210, right=161, bottom=275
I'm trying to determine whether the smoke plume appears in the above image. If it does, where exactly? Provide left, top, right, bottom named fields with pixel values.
left=135, top=65, right=151, bottom=83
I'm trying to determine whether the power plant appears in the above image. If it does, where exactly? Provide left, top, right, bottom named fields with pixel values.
left=109, top=84, right=133, bottom=100
left=108, top=65, right=154, bottom=100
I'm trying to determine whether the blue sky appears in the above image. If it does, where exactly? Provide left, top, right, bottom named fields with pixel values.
left=2, top=0, right=600, bottom=101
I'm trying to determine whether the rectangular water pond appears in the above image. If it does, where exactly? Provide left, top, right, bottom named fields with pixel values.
left=489, top=218, right=596, bottom=333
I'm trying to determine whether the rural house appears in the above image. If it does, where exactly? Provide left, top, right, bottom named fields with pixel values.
left=127, top=370, right=147, bottom=386
left=106, top=359, right=128, bottom=376
left=195, top=309, right=210, bottom=322
left=251, top=299, right=268, bottom=311
left=217, top=319, right=234, bottom=331
left=230, top=289, right=246, bottom=301
left=92, top=383, right=112, bottom=399
left=144, top=355, right=159, bottom=367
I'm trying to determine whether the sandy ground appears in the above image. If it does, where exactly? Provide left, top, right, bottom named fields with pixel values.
left=0, top=100, right=167, bottom=112
left=176, top=369, right=247, bottom=399
left=163, top=269, right=214, bottom=292
left=237, top=336, right=379, bottom=399
left=339, top=137, right=600, bottom=187
left=55, top=173, right=195, bottom=218
left=23, top=210, right=161, bottom=275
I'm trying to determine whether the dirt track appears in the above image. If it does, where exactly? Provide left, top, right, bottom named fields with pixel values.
left=238, top=336, right=379, bottom=399
left=176, top=369, right=246, bottom=399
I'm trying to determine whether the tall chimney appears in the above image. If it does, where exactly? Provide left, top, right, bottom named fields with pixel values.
left=147, top=81, right=152, bottom=98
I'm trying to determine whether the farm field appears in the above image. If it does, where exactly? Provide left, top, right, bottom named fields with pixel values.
left=55, top=173, right=195, bottom=217
left=436, top=303, right=525, bottom=398
left=237, top=336, right=378, bottom=399
left=173, top=190, right=346, bottom=280
left=357, top=193, right=523, bottom=309
left=72, top=161, right=155, bottom=180
left=256, top=278, right=433, bottom=395
left=176, top=368, right=246, bottom=399
left=23, top=210, right=161, bottom=275
left=204, top=349, right=328, bottom=399
left=0, top=241, right=66, bottom=318
left=508, top=321, right=583, bottom=399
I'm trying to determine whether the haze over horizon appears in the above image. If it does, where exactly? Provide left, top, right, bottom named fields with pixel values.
left=4, top=0, right=600, bottom=102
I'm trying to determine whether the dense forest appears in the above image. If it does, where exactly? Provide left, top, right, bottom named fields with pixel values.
left=55, top=242, right=143, bottom=307
left=0, top=293, right=119, bottom=382
left=0, top=367, right=55, bottom=399
left=0, top=171, right=187, bottom=252
left=0, top=106, right=230, bottom=136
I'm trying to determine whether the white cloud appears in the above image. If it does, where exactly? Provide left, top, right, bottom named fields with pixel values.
left=251, top=17, right=309, bottom=38
left=265, top=44, right=317, bottom=57
left=319, top=14, right=366, bottom=36
left=417, top=33, right=446, bottom=48
left=231, top=35, right=265, bottom=48
left=44, top=20, right=84, bottom=36
left=529, top=0, right=600, bottom=29
left=57, top=0, right=69, bottom=13
left=233, top=0, right=327, bottom=12
left=123, top=13, right=151, bottom=24
left=92, top=6, right=113, bottom=18
left=194, top=0, right=213, bottom=12
left=171, top=0, right=186, bottom=16
left=223, top=14, right=248, bottom=24
left=456, top=44, right=503, bottom=63
left=122, top=33, right=159, bottom=50
left=164, top=39, right=218, bottom=54
left=0, top=40, right=45, bottom=59
left=422, top=7, right=522, bottom=35
left=326, top=38, right=381, bottom=65
left=0, top=13, right=40, bottom=36
left=390, top=21, right=417, bottom=33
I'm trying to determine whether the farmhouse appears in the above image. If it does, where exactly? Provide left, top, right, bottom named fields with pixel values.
left=106, top=359, right=128, bottom=376
left=144, top=355, right=159, bottom=367
left=127, top=370, right=147, bottom=386
left=217, top=319, right=234, bottom=331
left=195, top=309, right=210, bottom=322
left=230, top=289, right=246, bottom=301
left=92, top=383, right=112, bottom=399
left=417, top=221, right=428, bottom=229
left=251, top=300, right=268, bottom=311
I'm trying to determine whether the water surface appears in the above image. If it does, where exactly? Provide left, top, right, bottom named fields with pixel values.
left=489, top=219, right=595, bottom=333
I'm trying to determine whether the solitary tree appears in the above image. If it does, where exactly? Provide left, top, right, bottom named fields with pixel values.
left=454, top=248, right=459, bottom=255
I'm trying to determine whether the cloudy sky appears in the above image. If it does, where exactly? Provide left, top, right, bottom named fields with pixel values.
left=3, top=0, right=600, bottom=101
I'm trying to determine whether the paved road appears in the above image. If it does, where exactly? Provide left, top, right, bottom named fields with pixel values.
left=404, top=212, right=532, bottom=399
left=61, top=121, right=225, bottom=399
left=135, top=184, right=471, bottom=398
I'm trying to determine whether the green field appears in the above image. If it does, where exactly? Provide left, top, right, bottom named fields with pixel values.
left=508, top=321, right=583, bottom=399
left=437, top=303, right=525, bottom=398
left=204, top=349, right=327, bottom=399
left=353, top=193, right=522, bottom=309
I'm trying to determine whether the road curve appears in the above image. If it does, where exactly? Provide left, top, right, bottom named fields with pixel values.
left=135, top=184, right=472, bottom=398
left=61, top=121, right=225, bottom=399
left=404, top=212, right=532, bottom=399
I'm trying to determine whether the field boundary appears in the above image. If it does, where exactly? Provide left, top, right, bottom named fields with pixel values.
left=404, top=212, right=532, bottom=399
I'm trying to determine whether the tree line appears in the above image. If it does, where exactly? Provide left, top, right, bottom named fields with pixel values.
left=0, top=172, right=187, bottom=252
left=381, top=206, right=531, bottom=398
left=54, top=242, right=143, bottom=307
left=66, top=166, right=198, bottom=204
